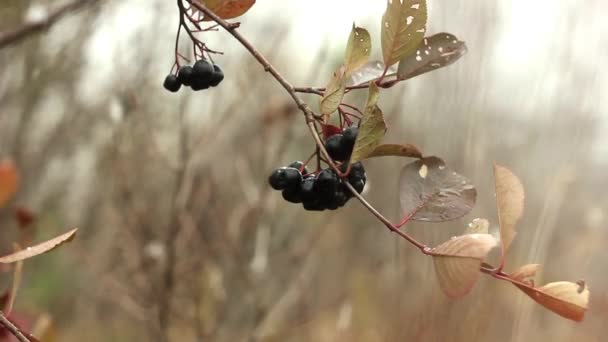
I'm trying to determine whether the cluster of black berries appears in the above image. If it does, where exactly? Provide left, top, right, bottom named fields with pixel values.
left=268, top=161, right=367, bottom=211
left=268, top=126, right=366, bottom=211
left=163, top=59, right=224, bottom=93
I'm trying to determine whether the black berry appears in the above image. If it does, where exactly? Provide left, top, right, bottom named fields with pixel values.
left=209, top=64, right=224, bottom=87
left=163, top=74, right=181, bottom=92
left=282, top=187, right=302, bottom=203
left=342, top=126, right=358, bottom=152
left=350, top=178, right=366, bottom=193
left=288, top=161, right=309, bottom=175
left=300, top=176, right=317, bottom=202
left=192, top=59, right=214, bottom=80
left=325, top=134, right=349, bottom=161
left=268, top=167, right=302, bottom=190
left=315, top=169, right=338, bottom=196
left=177, top=66, right=194, bottom=86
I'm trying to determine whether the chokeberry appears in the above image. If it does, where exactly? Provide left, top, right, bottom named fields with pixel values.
left=325, top=134, right=349, bottom=161
left=350, top=178, right=366, bottom=193
left=193, top=59, right=214, bottom=80
left=177, top=66, right=194, bottom=86
left=303, top=199, right=325, bottom=211
left=348, top=162, right=366, bottom=182
left=288, top=161, right=309, bottom=175
left=300, top=176, right=317, bottom=202
left=315, top=169, right=339, bottom=195
left=342, top=126, right=358, bottom=151
left=163, top=74, right=181, bottom=92
left=268, top=167, right=302, bottom=190
left=282, top=187, right=302, bottom=203
left=209, top=64, right=224, bottom=87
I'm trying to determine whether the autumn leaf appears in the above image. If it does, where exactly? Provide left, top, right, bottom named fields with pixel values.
left=346, top=60, right=398, bottom=86
left=381, top=0, right=427, bottom=68
left=399, top=156, right=477, bottom=222
left=464, top=218, right=489, bottom=235
left=514, top=281, right=589, bottom=322
left=350, top=84, right=387, bottom=163
left=199, top=0, right=256, bottom=21
left=494, top=164, right=525, bottom=261
left=0, top=228, right=78, bottom=264
left=344, top=25, right=371, bottom=76
left=512, top=263, right=541, bottom=284
left=320, top=65, right=346, bottom=117
left=397, top=32, right=467, bottom=80
left=364, top=143, right=422, bottom=159
left=0, top=159, right=19, bottom=208
left=431, top=234, right=497, bottom=298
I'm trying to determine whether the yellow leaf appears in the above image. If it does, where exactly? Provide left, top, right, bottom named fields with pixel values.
left=515, top=281, right=589, bottom=322
left=350, top=84, right=386, bottom=163
left=381, top=0, right=427, bottom=68
left=431, top=234, right=497, bottom=298
left=199, top=0, right=256, bottom=21
left=494, top=164, right=525, bottom=255
left=344, top=25, right=371, bottom=76
left=320, top=65, right=346, bottom=117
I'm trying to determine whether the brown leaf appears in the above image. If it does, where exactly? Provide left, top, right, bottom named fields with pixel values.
left=494, top=164, right=525, bottom=255
left=320, top=65, right=346, bottom=117
left=432, top=234, right=497, bottom=298
left=199, top=0, right=256, bottom=21
left=381, top=0, right=427, bottom=68
left=346, top=60, right=398, bottom=86
left=6, top=245, right=23, bottom=314
left=397, top=32, right=467, bottom=80
left=350, top=84, right=387, bottom=163
left=14, top=207, right=35, bottom=229
left=0, top=159, right=19, bottom=208
left=0, top=228, right=78, bottom=264
left=344, top=25, right=371, bottom=76
left=464, top=218, right=489, bottom=234
left=364, top=143, right=423, bottom=159
left=512, top=263, right=541, bottom=284
left=514, top=281, right=589, bottom=322
left=399, top=156, right=477, bottom=222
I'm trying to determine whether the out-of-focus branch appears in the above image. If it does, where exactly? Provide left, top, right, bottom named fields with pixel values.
left=0, top=0, right=97, bottom=50
left=0, top=311, right=30, bottom=342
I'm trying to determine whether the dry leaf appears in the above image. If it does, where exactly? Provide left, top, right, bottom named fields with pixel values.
left=381, top=0, right=427, bottom=67
left=397, top=32, right=467, bottom=80
left=0, top=228, right=78, bottom=264
left=199, top=0, right=255, bottom=21
left=0, top=159, right=19, bottom=208
left=344, top=25, right=371, bottom=76
left=320, top=65, right=346, bottom=117
left=464, top=218, right=489, bottom=234
left=514, top=281, right=589, bottom=322
left=364, top=143, right=423, bottom=159
left=350, top=84, right=387, bottom=163
left=494, top=164, right=525, bottom=255
left=512, top=263, right=541, bottom=284
left=432, top=234, right=497, bottom=298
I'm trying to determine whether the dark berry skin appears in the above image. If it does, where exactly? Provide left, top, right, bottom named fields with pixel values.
left=282, top=187, right=302, bottom=203
left=350, top=178, right=366, bottom=193
left=209, top=65, right=224, bottom=87
left=303, top=199, right=325, bottom=211
left=268, top=167, right=302, bottom=190
left=315, top=169, right=339, bottom=196
left=300, top=176, right=317, bottom=202
left=193, top=59, right=214, bottom=80
left=325, top=134, right=349, bottom=161
left=342, top=126, right=358, bottom=151
left=177, top=66, right=194, bottom=86
left=191, top=78, right=210, bottom=91
left=163, top=74, right=181, bottom=92
left=288, top=161, right=309, bottom=175
left=348, top=162, right=366, bottom=182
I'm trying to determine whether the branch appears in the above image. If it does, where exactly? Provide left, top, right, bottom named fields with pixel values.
left=0, top=311, right=30, bottom=342
left=0, top=0, right=96, bottom=50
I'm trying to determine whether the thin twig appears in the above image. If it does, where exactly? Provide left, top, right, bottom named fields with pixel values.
left=0, top=0, right=96, bottom=49
left=0, top=311, right=30, bottom=342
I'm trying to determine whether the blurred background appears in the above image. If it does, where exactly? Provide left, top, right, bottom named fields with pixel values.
left=0, top=0, right=607, bottom=341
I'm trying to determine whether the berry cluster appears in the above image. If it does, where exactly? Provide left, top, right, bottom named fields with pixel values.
left=325, top=126, right=358, bottom=161
left=268, top=161, right=367, bottom=211
left=163, top=59, right=224, bottom=93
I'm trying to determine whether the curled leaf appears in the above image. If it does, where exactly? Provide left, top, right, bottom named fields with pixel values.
left=199, top=0, right=256, bottom=20
left=512, top=263, right=541, bottom=284
left=0, top=159, right=19, bottom=208
left=346, top=61, right=398, bottom=86
left=350, top=84, right=387, bottom=163
left=320, top=65, right=346, bottom=117
left=464, top=218, right=489, bottom=235
left=514, top=281, right=589, bottom=322
left=399, top=157, right=477, bottom=222
left=432, top=234, right=497, bottom=298
left=0, top=228, right=78, bottom=264
left=381, top=0, right=427, bottom=68
left=397, top=32, right=467, bottom=80
left=494, top=164, right=525, bottom=256
left=344, top=25, right=372, bottom=76
left=364, top=143, right=423, bottom=159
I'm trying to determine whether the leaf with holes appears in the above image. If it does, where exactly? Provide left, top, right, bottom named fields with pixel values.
left=0, top=228, right=78, bottom=264
left=344, top=25, right=372, bottom=76
left=464, top=218, right=489, bottom=235
left=399, top=156, right=476, bottom=222
left=0, top=159, right=19, bottom=208
left=364, top=143, right=422, bottom=159
left=514, top=281, right=589, bottom=322
left=320, top=65, right=346, bottom=117
left=381, top=0, right=427, bottom=68
left=199, top=0, right=256, bottom=21
left=494, top=164, right=525, bottom=261
left=432, top=234, right=497, bottom=298
left=350, top=84, right=386, bottom=163
left=346, top=61, right=398, bottom=86
left=512, top=264, right=541, bottom=284
left=397, top=32, right=467, bottom=80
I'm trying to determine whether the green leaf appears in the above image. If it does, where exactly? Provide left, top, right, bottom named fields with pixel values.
left=344, top=25, right=372, bottom=76
left=431, top=234, right=497, bottom=298
left=397, top=32, right=467, bottom=80
left=350, top=84, right=386, bottom=163
left=320, top=65, right=346, bottom=117
left=364, top=143, right=422, bottom=159
left=381, top=0, right=427, bottom=68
